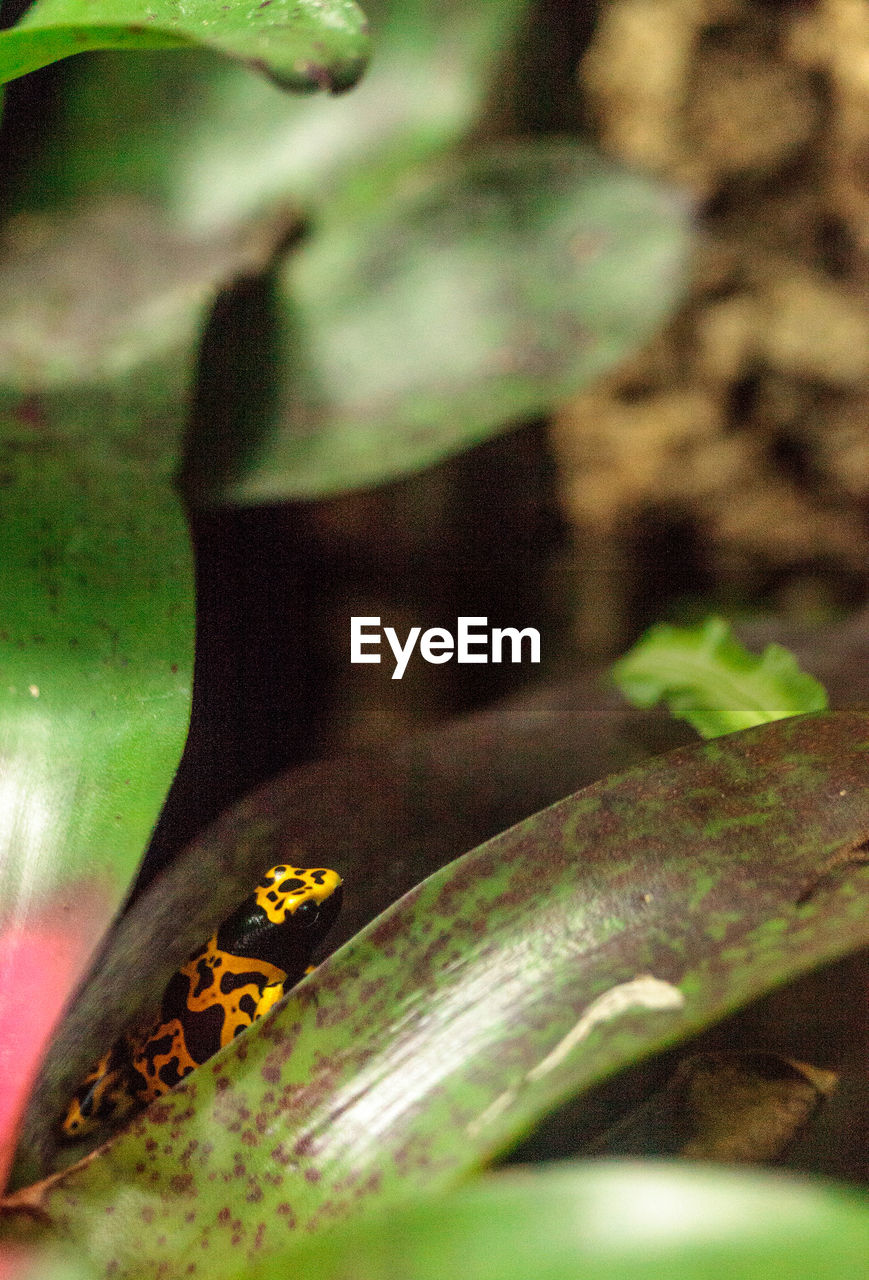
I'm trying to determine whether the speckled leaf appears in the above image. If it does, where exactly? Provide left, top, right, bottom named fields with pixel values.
left=185, top=142, right=692, bottom=503
left=9, top=714, right=869, bottom=1276
left=243, top=1162, right=869, bottom=1280
left=0, top=201, right=279, bottom=1187
left=14, top=0, right=530, bottom=233
left=0, top=0, right=369, bottom=93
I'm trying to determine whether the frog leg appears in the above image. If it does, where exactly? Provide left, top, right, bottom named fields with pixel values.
left=60, top=1035, right=139, bottom=1139
left=254, top=980, right=287, bottom=1020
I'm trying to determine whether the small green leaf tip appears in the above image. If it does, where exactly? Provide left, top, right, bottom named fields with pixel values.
left=0, top=0, right=370, bottom=93
left=611, top=616, right=829, bottom=739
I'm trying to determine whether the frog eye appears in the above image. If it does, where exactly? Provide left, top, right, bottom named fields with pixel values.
left=293, top=898, right=320, bottom=926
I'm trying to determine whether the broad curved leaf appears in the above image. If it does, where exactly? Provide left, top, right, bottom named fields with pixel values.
left=8, top=713, right=869, bottom=1276
left=186, top=142, right=693, bottom=503
left=0, top=199, right=279, bottom=1185
left=0, top=0, right=369, bottom=92
left=248, top=1162, right=869, bottom=1280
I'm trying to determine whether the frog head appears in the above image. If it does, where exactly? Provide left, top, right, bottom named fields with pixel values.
left=216, top=864, right=343, bottom=977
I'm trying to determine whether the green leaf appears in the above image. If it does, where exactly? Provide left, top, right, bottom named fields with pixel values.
left=612, top=617, right=830, bottom=738
left=185, top=142, right=693, bottom=503
left=0, top=407, right=191, bottom=1183
left=14, top=0, right=530, bottom=232
left=0, top=0, right=369, bottom=91
left=0, top=198, right=279, bottom=1184
left=12, top=713, right=869, bottom=1275
left=248, top=1162, right=869, bottom=1280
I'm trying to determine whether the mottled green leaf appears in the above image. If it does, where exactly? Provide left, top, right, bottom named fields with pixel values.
left=185, top=142, right=693, bottom=503
left=613, top=617, right=830, bottom=738
left=11, top=714, right=869, bottom=1276
left=0, top=0, right=369, bottom=92
left=247, top=1162, right=869, bottom=1280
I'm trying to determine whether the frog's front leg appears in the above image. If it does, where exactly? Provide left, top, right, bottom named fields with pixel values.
left=253, top=963, right=318, bottom=1022
left=254, top=980, right=287, bottom=1020
left=60, top=1035, right=142, bottom=1139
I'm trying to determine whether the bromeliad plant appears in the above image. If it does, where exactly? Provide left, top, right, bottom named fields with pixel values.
left=0, top=2, right=867, bottom=1278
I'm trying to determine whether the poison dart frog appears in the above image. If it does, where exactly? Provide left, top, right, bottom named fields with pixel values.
left=61, top=863, right=342, bottom=1140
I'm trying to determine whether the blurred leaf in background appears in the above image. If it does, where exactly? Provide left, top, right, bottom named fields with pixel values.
left=613, top=616, right=830, bottom=738
left=246, top=1162, right=869, bottom=1280
left=185, top=142, right=693, bottom=503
